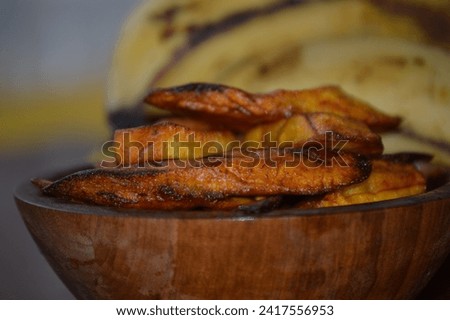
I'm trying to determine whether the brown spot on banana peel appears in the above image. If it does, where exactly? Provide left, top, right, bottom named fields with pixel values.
left=40, top=149, right=371, bottom=210
left=369, top=0, right=450, bottom=48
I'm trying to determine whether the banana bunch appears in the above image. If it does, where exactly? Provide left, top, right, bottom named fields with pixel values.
left=107, top=0, right=450, bottom=164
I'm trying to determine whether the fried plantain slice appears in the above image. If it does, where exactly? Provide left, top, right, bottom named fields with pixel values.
left=258, top=86, right=400, bottom=132
left=145, top=83, right=272, bottom=131
left=297, top=158, right=426, bottom=208
left=112, top=119, right=236, bottom=166
left=39, top=149, right=371, bottom=210
left=244, top=113, right=383, bottom=156
left=30, top=176, right=267, bottom=211
left=145, top=83, right=400, bottom=132
left=32, top=176, right=282, bottom=211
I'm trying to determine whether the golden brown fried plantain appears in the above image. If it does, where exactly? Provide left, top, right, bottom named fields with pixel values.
left=145, top=83, right=270, bottom=131
left=33, top=175, right=282, bottom=211
left=244, top=113, right=383, bottom=156
left=39, top=149, right=371, bottom=210
left=113, top=119, right=236, bottom=166
left=145, top=83, right=400, bottom=132
left=31, top=176, right=267, bottom=211
left=297, top=158, right=426, bottom=208
left=259, top=86, right=400, bottom=132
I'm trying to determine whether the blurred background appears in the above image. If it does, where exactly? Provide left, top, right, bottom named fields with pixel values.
left=1, top=0, right=140, bottom=299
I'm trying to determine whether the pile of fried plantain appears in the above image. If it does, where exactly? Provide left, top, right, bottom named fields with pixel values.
left=34, top=83, right=428, bottom=211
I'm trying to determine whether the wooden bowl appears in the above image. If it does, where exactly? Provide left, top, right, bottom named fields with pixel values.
left=14, top=169, right=450, bottom=299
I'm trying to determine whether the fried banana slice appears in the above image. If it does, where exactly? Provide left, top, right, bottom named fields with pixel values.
left=32, top=177, right=267, bottom=211
left=258, top=86, right=400, bottom=132
left=244, top=113, right=383, bottom=156
left=145, top=83, right=271, bottom=131
left=112, top=119, right=236, bottom=166
left=145, top=83, right=400, bottom=131
left=38, top=149, right=370, bottom=210
left=34, top=176, right=282, bottom=211
left=298, top=158, right=426, bottom=208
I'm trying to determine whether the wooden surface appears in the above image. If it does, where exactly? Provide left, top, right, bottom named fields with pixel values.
left=15, top=180, right=450, bottom=299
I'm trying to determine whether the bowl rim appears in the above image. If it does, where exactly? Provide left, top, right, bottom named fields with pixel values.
left=14, top=167, right=450, bottom=220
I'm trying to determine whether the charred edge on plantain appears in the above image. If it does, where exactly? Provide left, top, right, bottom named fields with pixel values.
left=44, top=167, right=169, bottom=190
left=355, top=155, right=372, bottom=183
left=167, top=82, right=227, bottom=93
left=157, top=185, right=185, bottom=201
left=96, top=191, right=138, bottom=205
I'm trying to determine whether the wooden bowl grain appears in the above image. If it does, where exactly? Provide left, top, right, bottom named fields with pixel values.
left=14, top=173, right=450, bottom=299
